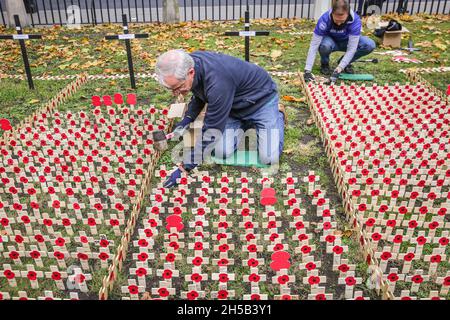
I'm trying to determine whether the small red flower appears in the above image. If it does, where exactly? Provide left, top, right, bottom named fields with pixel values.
left=338, top=264, right=349, bottom=273
left=380, top=251, right=392, bottom=260
left=158, top=288, right=169, bottom=297
left=332, top=246, right=343, bottom=255
left=192, top=257, right=203, bottom=266
left=305, top=262, right=316, bottom=271
left=247, top=258, right=259, bottom=267
left=187, top=290, right=199, bottom=300
left=249, top=273, right=260, bottom=282
left=190, top=273, right=202, bottom=282
left=308, top=276, right=320, bottom=285
left=217, top=290, right=228, bottom=299
left=387, top=273, right=399, bottom=282
left=345, top=276, right=356, bottom=286
left=411, top=275, right=423, bottom=284
left=300, top=245, right=311, bottom=254
left=162, top=269, right=173, bottom=279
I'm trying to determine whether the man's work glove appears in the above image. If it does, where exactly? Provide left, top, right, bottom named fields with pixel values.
left=172, top=116, right=193, bottom=139
left=326, top=68, right=342, bottom=85
left=163, top=168, right=182, bottom=188
left=304, top=71, right=315, bottom=82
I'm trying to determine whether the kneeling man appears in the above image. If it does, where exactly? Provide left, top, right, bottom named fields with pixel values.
left=304, top=0, right=376, bottom=83
left=155, top=50, right=285, bottom=188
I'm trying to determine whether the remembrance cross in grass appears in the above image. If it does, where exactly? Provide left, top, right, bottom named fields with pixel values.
left=223, top=5, right=270, bottom=62
left=0, top=15, right=42, bottom=89
left=105, top=14, right=148, bottom=89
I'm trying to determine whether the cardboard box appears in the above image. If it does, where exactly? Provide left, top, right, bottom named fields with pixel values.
left=379, top=22, right=409, bottom=48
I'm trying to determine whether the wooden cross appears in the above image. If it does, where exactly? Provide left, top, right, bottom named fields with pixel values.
left=129, top=262, right=152, bottom=288
left=44, top=265, right=68, bottom=290
left=337, top=271, right=362, bottom=299
left=436, top=271, right=450, bottom=296
left=1, top=264, right=20, bottom=287
left=20, top=264, right=44, bottom=289
left=0, top=15, right=42, bottom=89
left=405, top=270, right=430, bottom=293
left=120, top=279, right=144, bottom=300
left=105, top=14, right=149, bottom=89
left=68, top=267, right=92, bottom=293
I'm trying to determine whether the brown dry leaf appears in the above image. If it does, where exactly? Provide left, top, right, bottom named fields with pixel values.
left=306, top=118, right=315, bottom=126
left=433, top=39, right=447, bottom=51
left=342, top=229, right=354, bottom=238
left=270, top=49, right=282, bottom=60
left=284, top=148, right=295, bottom=155
left=282, top=95, right=306, bottom=103
left=415, top=41, right=433, bottom=48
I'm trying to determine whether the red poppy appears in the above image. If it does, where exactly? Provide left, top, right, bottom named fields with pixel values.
left=380, top=251, right=392, bottom=260
left=190, top=273, right=202, bottom=282
left=301, top=245, right=312, bottom=254
left=305, top=262, right=316, bottom=271
left=27, top=271, right=37, bottom=281
left=281, top=295, right=291, bottom=300
left=250, top=294, right=261, bottom=300
left=51, top=271, right=61, bottom=281
left=180, top=289, right=198, bottom=302
left=276, top=275, right=288, bottom=285
left=387, top=273, right=399, bottom=282
left=308, top=276, right=320, bottom=285
left=54, top=251, right=65, bottom=260
left=162, top=269, right=173, bottom=280
left=371, top=233, right=382, bottom=241
left=430, top=255, right=441, bottom=263
left=248, top=258, right=259, bottom=267
left=99, top=252, right=109, bottom=260
left=345, top=276, right=356, bottom=286
left=217, top=290, right=228, bottom=299
left=338, top=264, right=350, bottom=273
left=138, top=253, right=148, bottom=262
left=158, top=288, right=169, bottom=297
left=393, top=235, right=403, bottom=243
left=332, top=246, right=343, bottom=255
left=217, top=258, right=229, bottom=266
left=411, top=275, right=423, bottom=284
left=274, top=243, right=284, bottom=251
left=135, top=268, right=147, bottom=277
left=416, top=236, right=427, bottom=245
left=298, top=234, right=308, bottom=241
left=4, top=270, right=15, bottom=279
left=439, top=237, right=449, bottom=246
left=443, top=276, right=450, bottom=286
left=77, top=253, right=88, bottom=260
left=30, top=250, right=41, bottom=259
left=219, top=273, right=229, bottom=283
left=192, top=257, right=203, bottom=266
left=248, top=273, right=260, bottom=282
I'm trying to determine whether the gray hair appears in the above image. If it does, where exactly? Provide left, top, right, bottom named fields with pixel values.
left=155, top=49, right=194, bottom=87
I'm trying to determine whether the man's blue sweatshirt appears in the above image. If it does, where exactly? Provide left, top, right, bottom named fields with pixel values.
left=183, top=51, right=278, bottom=169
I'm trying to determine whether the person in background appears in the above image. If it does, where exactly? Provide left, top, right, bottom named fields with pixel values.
left=303, top=0, right=376, bottom=83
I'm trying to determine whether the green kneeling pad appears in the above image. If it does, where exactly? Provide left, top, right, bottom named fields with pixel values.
left=339, top=73, right=374, bottom=81
left=211, top=150, right=270, bottom=168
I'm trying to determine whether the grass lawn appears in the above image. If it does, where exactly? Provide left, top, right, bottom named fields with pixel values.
left=0, top=13, right=449, bottom=299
